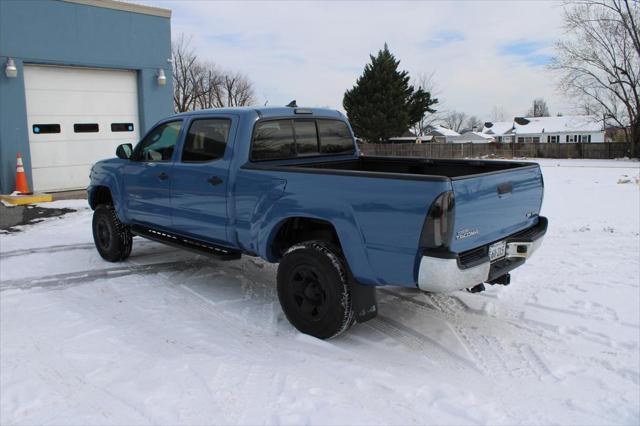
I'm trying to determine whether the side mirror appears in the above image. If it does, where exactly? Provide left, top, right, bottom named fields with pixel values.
left=116, top=143, right=133, bottom=159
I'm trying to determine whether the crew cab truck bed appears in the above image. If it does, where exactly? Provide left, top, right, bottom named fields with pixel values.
left=88, top=106, right=547, bottom=339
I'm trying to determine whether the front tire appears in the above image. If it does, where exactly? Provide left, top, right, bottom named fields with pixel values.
left=277, top=241, right=355, bottom=339
left=92, top=204, right=132, bottom=262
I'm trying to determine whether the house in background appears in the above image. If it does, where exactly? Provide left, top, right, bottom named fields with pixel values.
left=388, top=135, right=434, bottom=143
left=512, top=115, right=605, bottom=143
left=483, top=115, right=605, bottom=143
left=482, top=121, right=516, bottom=143
left=388, top=115, right=606, bottom=145
left=425, top=125, right=460, bottom=143
left=452, top=131, right=495, bottom=144
left=388, top=129, right=433, bottom=144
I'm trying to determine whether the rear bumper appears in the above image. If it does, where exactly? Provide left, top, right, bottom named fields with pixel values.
left=417, top=216, right=548, bottom=293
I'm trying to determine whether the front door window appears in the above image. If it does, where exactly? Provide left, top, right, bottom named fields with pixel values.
left=133, top=121, right=182, bottom=162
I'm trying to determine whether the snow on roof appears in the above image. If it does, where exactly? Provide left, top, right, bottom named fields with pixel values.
left=513, top=115, right=603, bottom=134
left=471, top=131, right=494, bottom=140
left=482, top=121, right=514, bottom=136
left=452, top=132, right=495, bottom=143
left=430, top=125, right=460, bottom=137
left=389, top=135, right=433, bottom=141
left=483, top=115, right=604, bottom=135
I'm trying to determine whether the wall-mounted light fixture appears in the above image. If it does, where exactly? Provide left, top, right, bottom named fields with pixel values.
left=5, top=58, right=17, bottom=78
left=156, top=68, right=166, bottom=86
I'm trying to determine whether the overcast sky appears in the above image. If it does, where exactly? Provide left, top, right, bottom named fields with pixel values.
left=145, top=0, right=573, bottom=121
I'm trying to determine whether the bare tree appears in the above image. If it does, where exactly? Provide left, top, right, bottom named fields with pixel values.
left=526, top=98, right=551, bottom=117
left=490, top=105, right=508, bottom=122
left=219, top=72, right=256, bottom=107
left=172, top=33, right=256, bottom=113
left=411, top=72, right=441, bottom=136
left=172, top=34, right=199, bottom=113
left=443, top=110, right=467, bottom=132
left=188, top=62, right=220, bottom=110
left=466, top=115, right=483, bottom=130
left=552, top=0, right=640, bottom=156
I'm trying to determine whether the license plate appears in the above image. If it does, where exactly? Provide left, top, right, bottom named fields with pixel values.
left=489, top=241, right=506, bottom=262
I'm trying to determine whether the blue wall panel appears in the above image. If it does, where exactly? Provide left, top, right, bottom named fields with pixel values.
left=0, top=58, right=32, bottom=192
left=0, top=0, right=172, bottom=193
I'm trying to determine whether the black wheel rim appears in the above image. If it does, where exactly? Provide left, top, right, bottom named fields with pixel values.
left=96, top=216, right=112, bottom=250
left=290, top=264, right=329, bottom=322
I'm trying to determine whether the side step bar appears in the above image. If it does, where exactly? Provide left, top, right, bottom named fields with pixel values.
left=130, top=225, right=242, bottom=261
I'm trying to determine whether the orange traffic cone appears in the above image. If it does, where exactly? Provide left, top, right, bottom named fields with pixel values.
left=15, top=152, right=32, bottom=195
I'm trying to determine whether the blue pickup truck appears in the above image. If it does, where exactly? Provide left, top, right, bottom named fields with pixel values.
left=88, top=106, right=547, bottom=339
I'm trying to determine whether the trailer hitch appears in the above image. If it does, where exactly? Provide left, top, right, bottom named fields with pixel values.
left=487, top=273, right=511, bottom=286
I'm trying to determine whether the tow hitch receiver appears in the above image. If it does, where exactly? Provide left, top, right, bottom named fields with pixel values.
left=488, top=273, right=511, bottom=286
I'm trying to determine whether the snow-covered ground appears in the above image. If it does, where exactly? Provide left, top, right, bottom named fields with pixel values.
left=1, top=159, right=639, bottom=425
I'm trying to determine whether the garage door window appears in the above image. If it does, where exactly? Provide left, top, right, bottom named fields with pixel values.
left=133, top=121, right=182, bottom=162
left=111, top=123, right=134, bottom=132
left=74, top=123, right=99, bottom=133
left=32, top=124, right=61, bottom=134
left=182, top=119, right=231, bottom=162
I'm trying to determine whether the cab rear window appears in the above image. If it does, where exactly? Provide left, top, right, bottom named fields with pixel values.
left=317, top=120, right=354, bottom=155
left=251, top=118, right=354, bottom=161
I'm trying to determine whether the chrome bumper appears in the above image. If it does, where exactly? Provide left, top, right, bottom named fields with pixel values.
left=417, top=224, right=545, bottom=293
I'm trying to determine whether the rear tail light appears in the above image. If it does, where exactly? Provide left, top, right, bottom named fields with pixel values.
left=420, top=191, right=455, bottom=249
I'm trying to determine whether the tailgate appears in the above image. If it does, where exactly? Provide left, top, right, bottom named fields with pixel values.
left=450, top=165, right=543, bottom=253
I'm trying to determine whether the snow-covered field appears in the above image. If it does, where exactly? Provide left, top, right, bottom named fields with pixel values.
left=1, top=159, right=639, bottom=425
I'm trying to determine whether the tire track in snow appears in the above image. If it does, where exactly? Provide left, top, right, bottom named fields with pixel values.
left=172, top=268, right=287, bottom=337
left=235, top=367, right=280, bottom=424
left=0, top=243, right=96, bottom=258
left=0, top=238, right=163, bottom=259
left=7, top=308, right=155, bottom=424
left=367, top=314, right=480, bottom=372
left=377, top=288, right=556, bottom=381
left=3, top=240, right=557, bottom=382
left=152, top=270, right=292, bottom=425
left=0, top=259, right=215, bottom=291
left=430, top=292, right=634, bottom=386
left=153, top=260, right=289, bottom=341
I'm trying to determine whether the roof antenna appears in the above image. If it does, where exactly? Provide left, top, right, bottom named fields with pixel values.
left=286, top=100, right=297, bottom=108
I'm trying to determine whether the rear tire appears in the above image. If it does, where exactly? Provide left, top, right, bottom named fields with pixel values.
left=92, top=204, right=132, bottom=262
left=277, top=241, right=355, bottom=339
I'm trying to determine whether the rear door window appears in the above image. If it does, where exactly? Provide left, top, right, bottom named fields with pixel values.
left=252, top=120, right=295, bottom=160
left=182, top=119, right=231, bottom=162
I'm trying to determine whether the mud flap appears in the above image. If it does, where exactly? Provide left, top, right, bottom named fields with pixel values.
left=350, top=279, right=378, bottom=323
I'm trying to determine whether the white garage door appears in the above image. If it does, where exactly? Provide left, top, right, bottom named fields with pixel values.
left=24, top=65, right=140, bottom=192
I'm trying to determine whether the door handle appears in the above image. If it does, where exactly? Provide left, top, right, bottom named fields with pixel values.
left=207, top=176, right=223, bottom=186
left=157, top=172, right=169, bottom=181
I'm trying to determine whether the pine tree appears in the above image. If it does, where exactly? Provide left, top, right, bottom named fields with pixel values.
left=343, top=44, right=437, bottom=142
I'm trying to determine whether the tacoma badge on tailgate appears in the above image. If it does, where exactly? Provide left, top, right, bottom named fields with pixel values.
left=455, top=228, right=479, bottom=240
